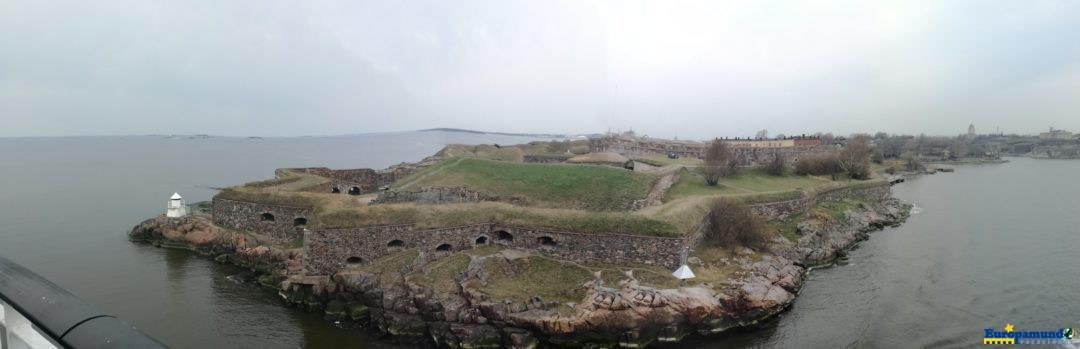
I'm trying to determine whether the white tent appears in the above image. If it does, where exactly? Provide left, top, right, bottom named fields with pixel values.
left=672, top=264, right=695, bottom=280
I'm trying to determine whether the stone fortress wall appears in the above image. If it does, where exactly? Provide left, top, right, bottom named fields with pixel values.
left=210, top=183, right=891, bottom=275
left=749, top=182, right=892, bottom=220
left=302, top=182, right=892, bottom=275
left=679, top=181, right=891, bottom=252
left=303, top=223, right=687, bottom=276
left=212, top=171, right=891, bottom=277
left=211, top=198, right=312, bottom=243
left=289, top=157, right=437, bottom=195
left=590, top=135, right=833, bottom=166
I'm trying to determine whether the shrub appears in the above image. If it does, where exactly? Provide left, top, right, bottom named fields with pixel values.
left=794, top=153, right=843, bottom=176
left=705, top=198, right=768, bottom=249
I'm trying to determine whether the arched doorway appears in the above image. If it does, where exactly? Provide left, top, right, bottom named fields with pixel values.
left=475, top=236, right=488, bottom=245
left=293, top=217, right=307, bottom=226
left=331, top=187, right=341, bottom=193
left=435, top=244, right=452, bottom=253
left=538, top=236, right=556, bottom=247
left=387, top=239, right=405, bottom=251
left=346, top=256, right=363, bottom=265
left=496, top=231, right=513, bottom=242
left=348, top=187, right=361, bottom=195
left=260, top=213, right=275, bottom=221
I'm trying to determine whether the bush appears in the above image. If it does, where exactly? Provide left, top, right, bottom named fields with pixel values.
left=794, top=153, right=843, bottom=176
left=705, top=198, right=768, bottom=249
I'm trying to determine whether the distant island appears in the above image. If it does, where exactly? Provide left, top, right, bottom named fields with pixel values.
left=419, top=127, right=594, bottom=139
left=129, top=131, right=927, bottom=347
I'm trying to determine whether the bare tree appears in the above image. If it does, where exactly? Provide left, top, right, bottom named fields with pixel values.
left=701, top=139, right=733, bottom=186
left=838, top=135, right=872, bottom=179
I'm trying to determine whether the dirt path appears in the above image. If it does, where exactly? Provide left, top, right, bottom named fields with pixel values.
left=635, top=167, right=682, bottom=209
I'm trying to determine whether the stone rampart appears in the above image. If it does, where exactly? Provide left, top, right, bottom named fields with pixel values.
left=590, top=136, right=833, bottom=166
left=211, top=198, right=312, bottom=243
left=304, top=224, right=685, bottom=275
left=748, top=182, right=891, bottom=220
left=291, top=165, right=423, bottom=194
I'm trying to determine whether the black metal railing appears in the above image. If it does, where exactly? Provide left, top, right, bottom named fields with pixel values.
left=0, top=256, right=164, bottom=348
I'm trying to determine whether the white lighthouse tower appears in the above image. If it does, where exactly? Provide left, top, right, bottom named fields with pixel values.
left=166, top=192, right=188, bottom=218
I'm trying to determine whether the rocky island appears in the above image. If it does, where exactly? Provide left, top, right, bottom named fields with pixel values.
left=129, top=134, right=910, bottom=348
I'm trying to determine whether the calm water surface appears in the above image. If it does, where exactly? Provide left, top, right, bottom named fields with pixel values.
left=692, top=157, right=1080, bottom=348
left=2, top=135, right=1078, bottom=348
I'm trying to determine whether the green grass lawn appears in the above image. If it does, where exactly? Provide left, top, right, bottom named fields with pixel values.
left=631, top=154, right=704, bottom=167
left=666, top=168, right=829, bottom=201
left=393, top=157, right=656, bottom=211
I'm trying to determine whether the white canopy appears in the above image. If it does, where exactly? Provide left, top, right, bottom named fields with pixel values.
left=170, top=192, right=183, bottom=200
left=672, top=264, right=695, bottom=280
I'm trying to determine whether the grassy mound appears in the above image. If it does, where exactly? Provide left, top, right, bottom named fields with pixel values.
left=394, top=158, right=655, bottom=211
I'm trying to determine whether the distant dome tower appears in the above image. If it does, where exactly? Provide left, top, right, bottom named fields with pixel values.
left=968, top=124, right=976, bottom=137
left=166, top=192, right=188, bottom=218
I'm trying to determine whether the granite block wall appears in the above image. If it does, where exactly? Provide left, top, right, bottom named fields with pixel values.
left=303, top=223, right=686, bottom=275
left=211, top=198, right=312, bottom=243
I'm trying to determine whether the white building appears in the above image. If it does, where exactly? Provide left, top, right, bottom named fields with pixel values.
left=166, top=192, right=188, bottom=218
left=1039, top=127, right=1073, bottom=140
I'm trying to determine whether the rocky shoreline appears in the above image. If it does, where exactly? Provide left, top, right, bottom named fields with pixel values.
left=128, top=198, right=910, bottom=348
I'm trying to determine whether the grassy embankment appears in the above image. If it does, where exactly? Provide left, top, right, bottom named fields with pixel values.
left=393, top=157, right=655, bottom=211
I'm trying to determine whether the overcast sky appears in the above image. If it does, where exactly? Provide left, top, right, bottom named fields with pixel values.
left=2, top=1, right=1080, bottom=139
